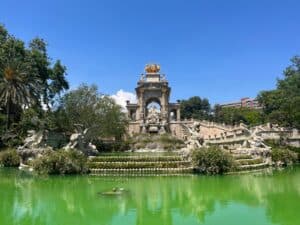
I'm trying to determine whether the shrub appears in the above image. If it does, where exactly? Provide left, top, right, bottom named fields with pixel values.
left=271, top=148, right=298, bottom=166
left=265, top=139, right=300, bottom=153
left=1, top=131, right=23, bottom=148
left=32, top=150, right=88, bottom=175
left=94, top=140, right=130, bottom=152
left=0, top=149, right=21, bottom=167
left=286, top=146, right=300, bottom=159
left=191, top=147, right=235, bottom=175
left=159, top=134, right=184, bottom=145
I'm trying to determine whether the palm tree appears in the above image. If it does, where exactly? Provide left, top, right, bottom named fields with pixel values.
left=0, top=60, right=41, bottom=129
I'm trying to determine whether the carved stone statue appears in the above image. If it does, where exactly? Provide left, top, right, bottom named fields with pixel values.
left=17, top=130, right=52, bottom=165
left=146, top=106, right=160, bottom=124
left=243, top=127, right=270, bottom=149
left=63, top=125, right=98, bottom=156
left=159, top=120, right=167, bottom=134
left=184, top=122, right=203, bottom=150
left=19, top=130, right=48, bottom=150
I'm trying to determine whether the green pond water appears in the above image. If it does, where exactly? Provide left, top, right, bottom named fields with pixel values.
left=0, top=167, right=300, bottom=225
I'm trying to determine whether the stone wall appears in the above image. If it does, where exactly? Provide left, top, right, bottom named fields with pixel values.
left=169, top=122, right=189, bottom=140
left=128, top=117, right=300, bottom=148
left=127, top=122, right=141, bottom=136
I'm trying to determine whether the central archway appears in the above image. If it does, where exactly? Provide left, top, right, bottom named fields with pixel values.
left=145, top=98, right=161, bottom=118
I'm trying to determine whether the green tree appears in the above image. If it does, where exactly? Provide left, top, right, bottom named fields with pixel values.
left=258, top=56, right=300, bottom=128
left=0, top=41, right=41, bottom=129
left=59, top=84, right=128, bottom=141
left=28, top=38, right=69, bottom=107
left=0, top=24, right=69, bottom=131
left=213, top=105, right=263, bottom=126
left=180, top=96, right=211, bottom=120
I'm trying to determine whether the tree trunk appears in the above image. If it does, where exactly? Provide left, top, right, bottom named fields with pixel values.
left=6, top=98, right=11, bottom=130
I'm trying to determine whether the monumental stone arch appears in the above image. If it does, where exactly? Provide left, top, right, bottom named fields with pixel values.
left=126, top=64, right=181, bottom=135
left=125, top=64, right=300, bottom=154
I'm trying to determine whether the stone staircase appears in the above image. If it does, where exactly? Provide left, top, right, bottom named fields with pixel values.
left=88, top=154, right=193, bottom=175
left=230, top=150, right=270, bottom=171
left=180, top=123, right=191, bottom=139
left=88, top=150, right=271, bottom=175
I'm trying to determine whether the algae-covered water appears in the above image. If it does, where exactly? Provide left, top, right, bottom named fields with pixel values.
left=0, top=167, right=299, bottom=225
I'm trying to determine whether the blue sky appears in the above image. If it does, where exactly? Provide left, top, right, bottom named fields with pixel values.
left=1, top=0, right=300, bottom=105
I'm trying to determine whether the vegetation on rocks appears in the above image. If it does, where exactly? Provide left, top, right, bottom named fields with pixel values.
left=0, top=149, right=20, bottom=167
left=271, top=148, right=298, bottom=166
left=32, top=150, right=88, bottom=175
left=191, top=147, right=235, bottom=175
left=265, top=139, right=300, bottom=163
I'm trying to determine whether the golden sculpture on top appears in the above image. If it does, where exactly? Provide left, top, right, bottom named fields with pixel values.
left=145, top=64, right=160, bottom=73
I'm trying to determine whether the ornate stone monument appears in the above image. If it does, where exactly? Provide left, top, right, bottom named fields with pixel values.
left=63, top=124, right=98, bottom=155
left=126, top=64, right=180, bottom=135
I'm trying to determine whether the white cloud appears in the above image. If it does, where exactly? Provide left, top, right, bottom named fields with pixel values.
left=111, top=89, right=136, bottom=111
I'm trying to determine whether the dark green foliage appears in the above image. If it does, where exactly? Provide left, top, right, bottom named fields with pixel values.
left=191, top=147, right=235, bottom=174
left=213, top=105, right=264, bottom=126
left=0, top=25, right=69, bottom=130
left=32, top=150, right=88, bottom=175
left=159, top=134, right=184, bottom=145
left=0, top=149, right=20, bottom=167
left=94, top=140, right=130, bottom=152
left=258, top=56, right=300, bottom=129
left=45, top=132, right=68, bottom=149
left=264, top=139, right=300, bottom=159
left=180, top=96, right=211, bottom=120
left=59, top=84, right=128, bottom=142
left=271, top=148, right=298, bottom=166
left=287, top=146, right=300, bottom=156
left=0, top=24, right=69, bottom=148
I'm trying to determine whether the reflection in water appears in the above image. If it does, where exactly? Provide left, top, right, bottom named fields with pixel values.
left=0, top=167, right=300, bottom=225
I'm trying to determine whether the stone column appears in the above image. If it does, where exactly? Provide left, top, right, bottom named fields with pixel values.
left=137, top=90, right=144, bottom=121
left=177, top=108, right=181, bottom=121
left=161, top=91, right=166, bottom=114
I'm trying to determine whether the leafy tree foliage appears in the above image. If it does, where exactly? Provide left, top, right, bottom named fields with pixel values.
left=58, top=84, right=128, bottom=141
left=0, top=24, right=69, bottom=130
left=213, top=104, right=264, bottom=126
left=180, top=96, right=211, bottom=120
left=258, top=56, right=300, bottom=128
